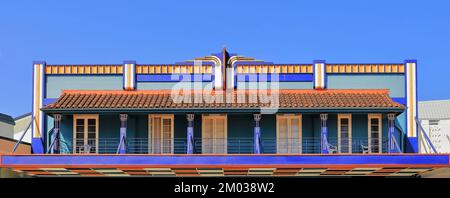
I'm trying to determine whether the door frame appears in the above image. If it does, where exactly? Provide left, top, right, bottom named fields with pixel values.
left=72, top=114, right=99, bottom=154
left=276, top=114, right=302, bottom=154
left=201, top=114, right=228, bottom=154
left=148, top=114, right=174, bottom=154
left=367, top=114, right=382, bottom=153
left=337, top=114, right=352, bottom=153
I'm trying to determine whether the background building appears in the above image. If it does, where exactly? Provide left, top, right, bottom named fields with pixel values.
left=419, top=100, right=450, bottom=153
left=0, top=113, right=14, bottom=139
left=13, top=113, right=32, bottom=144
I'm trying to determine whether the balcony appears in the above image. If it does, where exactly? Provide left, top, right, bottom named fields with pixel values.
left=56, top=137, right=390, bottom=154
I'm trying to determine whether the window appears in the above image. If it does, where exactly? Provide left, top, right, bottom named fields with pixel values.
left=276, top=114, right=302, bottom=154
left=338, top=114, right=352, bottom=153
left=73, top=114, right=98, bottom=154
left=368, top=114, right=382, bottom=153
left=148, top=114, right=174, bottom=154
left=202, top=114, right=227, bottom=154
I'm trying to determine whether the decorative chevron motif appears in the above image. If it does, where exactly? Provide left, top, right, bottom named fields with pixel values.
left=236, top=64, right=313, bottom=74
left=136, top=65, right=213, bottom=74
left=45, top=65, right=123, bottom=75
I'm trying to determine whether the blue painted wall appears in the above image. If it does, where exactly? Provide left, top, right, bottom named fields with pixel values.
left=46, top=76, right=123, bottom=98
left=137, top=82, right=214, bottom=90
left=237, top=82, right=313, bottom=90
left=59, top=115, right=73, bottom=154
left=227, top=114, right=254, bottom=154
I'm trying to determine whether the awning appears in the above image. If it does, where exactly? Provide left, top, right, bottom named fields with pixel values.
left=42, top=89, right=404, bottom=113
left=1, top=154, right=449, bottom=177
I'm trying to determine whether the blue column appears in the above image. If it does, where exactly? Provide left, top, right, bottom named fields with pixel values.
left=187, top=114, right=194, bottom=154
left=51, top=114, right=61, bottom=154
left=320, top=114, right=329, bottom=154
left=388, top=113, right=396, bottom=153
left=253, top=114, right=261, bottom=154
left=119, top=114, right=128, bottom=154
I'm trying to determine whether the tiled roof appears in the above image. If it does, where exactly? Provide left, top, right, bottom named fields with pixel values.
left=0, top=113, right=15, bottom=125
left=43, top=89, right=403, bottom=112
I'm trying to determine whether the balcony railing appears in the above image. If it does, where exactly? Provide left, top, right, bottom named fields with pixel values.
left=58, top=137, right=389, bottom=154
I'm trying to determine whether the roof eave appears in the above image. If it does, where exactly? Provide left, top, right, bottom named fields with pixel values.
left=41, top=107, right=405, bottom=114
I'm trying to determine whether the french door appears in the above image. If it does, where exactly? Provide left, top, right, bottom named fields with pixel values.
left=276, top=114, right=302, bottom=154
left=73, top=114, right=98, bottom=154
left=148, top=114, right=174, bottom=154
left=202, top=114, right=227, bottom=154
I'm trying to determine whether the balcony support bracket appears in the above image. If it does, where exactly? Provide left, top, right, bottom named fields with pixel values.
left=320, top=114, right=329, bottom=154
left=119, top=114, right=128, bottom=154
left=254, top=114, right=261, bottom=154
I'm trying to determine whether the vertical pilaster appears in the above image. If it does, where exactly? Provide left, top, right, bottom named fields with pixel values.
left=253, top=114, right=261, bottom=154
left=388, top=113, right=396, bottom=153
left=51, top=114, right=62, bottom=154
left=405, top=59, right=418, bottom=152
left=119, top=114, right=128, bottom=154
left=213, top=57, right=223, bottom=90
left=123, top=61, right=136, bottom=91
left=314, top=60, right=326, bottom=89
left=187, top=114, right=195, bottom=154
left=32, top=61, right=46, bottom=154
left=320, top=114, right=329, bottom=154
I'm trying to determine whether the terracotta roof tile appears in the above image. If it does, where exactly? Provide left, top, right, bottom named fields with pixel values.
left=43, top=89, right=404, bottom=111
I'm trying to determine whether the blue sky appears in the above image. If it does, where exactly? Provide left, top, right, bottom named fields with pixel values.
left=0, top=0, right=449, bottom=117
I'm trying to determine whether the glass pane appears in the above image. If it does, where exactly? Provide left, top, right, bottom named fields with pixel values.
left=88, top=119, right=96, bottom=126
left=163, top=119, right=171, bottom=126
left=76, top=119, right=84, bottom=125
left=76, top=132, right=84, bottom=139
left=88, top=126, right=96, bottom=133
left=76, top=126, right=84, bottom=133
left=88, top=132, right=96, bottom=139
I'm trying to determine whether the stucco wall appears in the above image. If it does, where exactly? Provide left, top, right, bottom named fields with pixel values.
left=327, top=74, right=405, bottom=97
left=46, top=76, right=123, bottom=98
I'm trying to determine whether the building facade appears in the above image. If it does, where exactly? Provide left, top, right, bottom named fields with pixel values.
left=30, top=49, right=418, bottom=155
left=2, top=49, right=450, bottom=177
